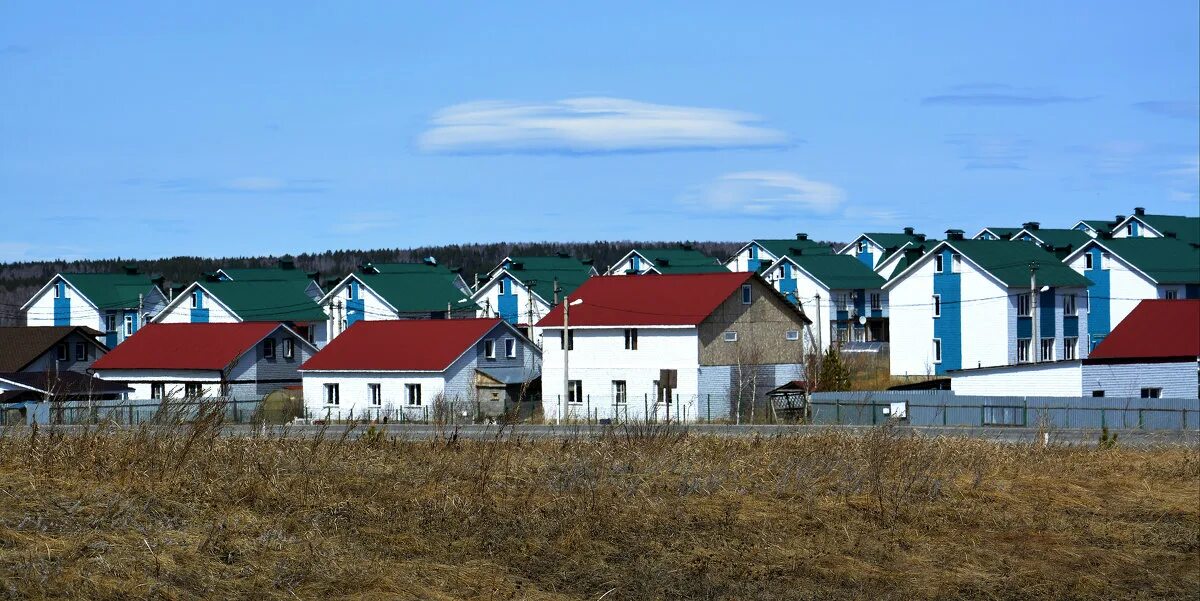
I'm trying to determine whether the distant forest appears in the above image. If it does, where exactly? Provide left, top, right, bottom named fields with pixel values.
left=0, top=239, right=843, bottom=324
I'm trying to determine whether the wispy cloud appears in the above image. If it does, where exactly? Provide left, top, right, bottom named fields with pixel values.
left=1163, top=155, right=1199, bottom=204
left=127, top=176, right=329, bottom=194
left=923, top=84, right=1093, bottom=107
left=1134, top=100, right=1200, bottom=120
left=679, top=171, right=845, bottom=216
left=418, top=97, right=790, bottom=154
left=0, top=44, right=31, bottom=55
left=946, top=134, right=1031, bottom=169
left=332, top=212, right=402, bottom=234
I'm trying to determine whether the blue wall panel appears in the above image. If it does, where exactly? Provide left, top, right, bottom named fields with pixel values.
left=932, top=249, right=961, bottom=374
left=1085, top=248, right=1110, bottom=350
left=53, top=282, right=70, bottom=326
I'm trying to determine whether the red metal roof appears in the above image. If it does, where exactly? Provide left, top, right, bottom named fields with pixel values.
left=300, top=318, right=503, bottom=372
left=535, top=272, right=756, bottom=327
left=91, top=322, right=282, bottom=371
left=1088, top=299, right=1200, bottom=361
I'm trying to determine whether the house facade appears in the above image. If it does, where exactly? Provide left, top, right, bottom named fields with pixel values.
left=471, top=255, right=596, bottom=341
left=760, top=253, right=888, bottom=351
left=607, top=246, right=728, bottom=275
left=837, top=228, right=932, bottom=276
left=320, top=267, right=478, bottom=342
left=537, top=273, right=810, bottom=423
left=153, top=277, right=330, bottom=347
left=1110, top=208, right=1200, bottom=243
left=724, top=234, right=832, bottom=273
left=1061, top=237, right=1200, bottom=351
left=91, top=322, right=317, bottom=401
left=299, top=318, right=540, bottom=421
left=22, top=268, right=168, bottom=347
left=972, top=227, right=1022, bottom=241
left=886, top=233, right=1093, bottom=377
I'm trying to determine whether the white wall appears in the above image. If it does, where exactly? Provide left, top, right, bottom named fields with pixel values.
left=1082, top=361, right=1199, bottom=399
left=607, top=253, right=654, bottom=275
left=541, top=326, right=699, bottom=421
left=959, top=263, right=1009, bottom=370
left=154, top=287, right=239, bottom=324
left=301, top=372, right=446, bottom=420
left=24, top=278, right=101, bottom=331
left=323, top=277, right=397, bottom=341
left=473, top=274, right=552, bottom=325
left=887, top=257, right=937, bottom=376
left=838, top=238, right=884, bottom=269
left=92, top=369, right=223, bottom=399
left=951, top=362, right=1083, bottom=397
left=1066, top=249, right=1159, bottom=330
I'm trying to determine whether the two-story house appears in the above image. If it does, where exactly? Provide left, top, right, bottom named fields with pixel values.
left=0, top=326, right=130, bottom=408
left=1061, top=236, right=1200, bottom=351
left=471, top=254, right=596, bottom=340
left=837, top=227, right=934, bottom=279
left=760, top=253, right=888, bottom=352
left=91, top=322, right=317, bottom=401
left=1009, top=222, right=1093, bottom=259
left=300, top=318, right=540, bottom=421
left=1110, top=207, right=1200, bottom=243
left=886, top=231, right=1093, bottom=377
left=320, top=264, right=478, bottom=342
left=724, top=234, right=833, bottom=273
left=153, top=276, right=330, bottom=347
left=22, top=267, right=168, bottom=347
left=607, top=246, right=728, bottom=275
left=536, top=272, right=810, bottom=423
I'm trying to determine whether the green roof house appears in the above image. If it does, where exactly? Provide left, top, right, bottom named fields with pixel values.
left=471, top=254, right=597, bottom=330
left=761, top=253, right=889, bottom=352
left=21, top=266, right=169, bottom=348
left=152, top=276, right=330, bottom=346
left=837, top=227, right=937, bottom=279
left=607, top=246, right=728, bottom=275
left=319, top=263, right=480, bottom=342
left=972, top=227, right=1023, bottom=241
left=1111, top=207, right=1200, bottom=244
left=1009, top=222, right=1094, bottom=259
left=725, top=233, right=835, bottom=274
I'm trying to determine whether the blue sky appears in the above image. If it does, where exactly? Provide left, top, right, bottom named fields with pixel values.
left=1, top=1, right=1197, bottom=261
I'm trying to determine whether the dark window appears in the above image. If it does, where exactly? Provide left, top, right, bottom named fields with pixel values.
left=151, top=383, right=165, bottom=399
left=185, top=383, right=203, bottom=398
left=57, top=343, right=68, bottom=361
left=1141, top=388, right=1161, bottom=399
left=624, top=328, right=638, bottom=350
left=933, top=339, right=942, bottom=363
left=612, top=380, right=627, bottom=404
left=741, top=284, right=752, bottom=304
left=324, top=383, right=340, bottom=405
left=505, top=338, right=516, bottom=358
left=1084, top=253, right=1093, bottom=270
left=567, top=380, right=583, bottom=404
left=406, top=383, right=422, bottom=405
left=933, top=294, right=941, bottom=317
left=560, top=330, right=574, bottom=350
left=283, top=337, right=295, bottom=360
left=263, top=338, right=276, bottom=359
left=934, top=254, right=944, bottom=273
left=485, top=339, right=496, bottom=359
left=74, top=342, right=86, bottom=361
left=1092, top=390, right=1104, bottom=398
left=368, top=383, right=382, bottom=405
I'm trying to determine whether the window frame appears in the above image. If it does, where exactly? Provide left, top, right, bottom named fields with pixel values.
left=932, top=294, right=941, bottom=317
left=185, top=383, right=204, bottom=399
left=869, top=293, right=881, bottom=311
left=283, top=337, right=295, bottom=360
left=368, top=383, right=382, bottom=406
left=123, top=315, right=134, bottom=336
left=1084, top=253, right=1093, bottom=270
left=150, top=383, right=165, bottom=400
left=1017, top=293, right=1032, bottom=317
left=560, top=330, right=574, bottom=350
left=567, top=380, right=583, bottom=404
left=1063, top=337, right=1077, bottom=360
left=1140, top=387, right=1162, bottom=399
left=723, top=331, right=738, bottom=342
left=741, top=284, right=752, bottom=305
left=1039, top=337, right=1055, bottom=362
left=624, top=328, right=638, bottom=350
left=785, top=330, right=800, bottom=341
left=54, top=283, right=62, bottom=299
left=1063, top=294, right=1076, bottom=316
left=1091, top=390, right=1105, bottom=398
left=504, top=337, right=516, bottom=358
left=484, top=339, right=496, bottom=359
left=932, top=338, right=942, bottom=364
left=190, top=291, right=199, bottom=309
left=1017, top=338, right=1032, bottom=363
left=74, top=342, right=86, bottom=361
left=1164, top=289, right=1178, bottom=300
left=405, top=383, right=422, bottom=406
left=56, top=343, right=68, bottom=361
left=263, top=338, right=276, bottom=360
left=612, top=380, right=627, bottom=405
left=934, top=254, right=944, bottom=273
left=105, top=314, right=117, bottom=333
left=324, top=383, right=340, bottom=405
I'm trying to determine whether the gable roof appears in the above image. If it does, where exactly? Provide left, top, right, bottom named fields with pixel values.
left=53, top=273, right=158, bottom=311
left=624, top=248, right=728, bottom=274
left=0, top=326, right=106, bottom=372
left=1012, top=228, right=1093, bottom=258
left=888, top=240, right=1093, bottom=289
left=1074, top=238, right=1200, bottom=285
left=536, top=272, right=762, bottom=327
left=1075, top=219, right=1118, bottom=234
left=0, top=371, right=132, bottom=403
left=91, top=322, right=297, bottom=371
left=876, top=239, right=941, bottom=276
left=753, top=239, right=835, bottom=261
left=1087, top=300, right=1200, bottom=362
left=361, top=261, right=454, bottom=275
left=1116, top=213, right=1200, bottom=244
left=216, top=266, right=314, bottom=282
left=844, top=232, right=931, bottom=264
left=300, top=318, right=506, bottom=372
left=196, top=279, right=329, bottom=322
left=973, top=227, right=1022, bottom=240
left=777, top=254, right=887, bottom=290
left=490, top=256, right=594, bottom=298
left=352, top=272, right=480, bottom=313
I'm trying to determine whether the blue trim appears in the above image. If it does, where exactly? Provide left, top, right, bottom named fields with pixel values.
left=631, top=255, right=641, bottom=272
left=53, top=282, right=70, bottom=326
left=1039, top=290, right=1056, bottom=338
left=1085, top=248, right=1110, bottom=349
left=346, top=281, right=364, bottom=326
left=1017, top=317, right=1031, bottom=339
left=1186, top=284, right=1200, bottom=299
left=498, top=277, right=519, bottom=324
left=190, top=289, right=209, bottom=323
left=855, top=241, right=873, bottom=268
left=853, top=288, right=866, bottom=317
left=1129, top=221, right=1140, bottom=236
left=1063, top=316, right=1079, bottom=338
left=778, top=263, right=797, bottom=303
left=932, top=249, right=961, bottom=374
left=747, top=245, right=760, bottom=273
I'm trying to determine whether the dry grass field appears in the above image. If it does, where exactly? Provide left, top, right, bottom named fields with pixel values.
left=0, top=419, right=1196, bottom=600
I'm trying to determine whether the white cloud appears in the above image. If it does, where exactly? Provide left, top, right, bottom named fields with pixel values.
left=417, top=97, right=789, bottom=154
left=224, top=176, right=288, bottom=192
left=681, top=171, right=845, bottom=216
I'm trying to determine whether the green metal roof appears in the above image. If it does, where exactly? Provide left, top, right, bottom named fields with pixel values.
left=1015, top=228, right=1093, bottom=258
left=360, top=272, right=481, bottom=313
left=200, top=279, right=328, bottom=322
left=363, top=262, right=453, bottom=275
left=61, top=273, right=157, bottom=310
left=789, top=254, right=887, bottom=290
left=978, top=227, right=1023, bottom=239
left=501, top=256, right=593, bottom=297
left=634, top=248, right=728, bottom=274
left=218, top=267, right=313, bottom=281
left=754, top=239, right=835, bottom=260
left=949, top=240, right=1093, bottom=288
left=880, top=240, right=940, bottom=275
left=1133, top=214, right=1200, bottom=244
left=860, top=232, right=934, bottom=264
left=1078, top=219, right=1116, bottom=232
left=1092, top=238, right=1200, bottom=284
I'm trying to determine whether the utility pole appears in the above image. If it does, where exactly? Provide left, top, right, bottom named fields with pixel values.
left=814, top=293, right=823, bottom=354
left=1029, top=261, right=1039, bottom=363
left=137, top=293, right=144, bottom=331
left=560, top=294, right=570, bottom=425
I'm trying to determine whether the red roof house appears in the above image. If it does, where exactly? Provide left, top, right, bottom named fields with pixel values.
left=300, top=318, right=508, bottom=372
left=92, top=322, right=288, bottom=370
left=1087, top=299, right=1200, bottom=363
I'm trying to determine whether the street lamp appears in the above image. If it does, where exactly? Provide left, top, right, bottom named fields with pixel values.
left=560, top=296, right=583, bottom=425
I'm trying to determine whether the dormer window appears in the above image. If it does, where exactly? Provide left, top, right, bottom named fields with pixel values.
left=191, top=291, right=200, bottom=309
left=934, top=254, right=944, bottom=273
left=858, top=241, right=868, bottom=253
left=263, top=338, right=276, bottom=359
left=1084, top=253, right=1093, bottom=270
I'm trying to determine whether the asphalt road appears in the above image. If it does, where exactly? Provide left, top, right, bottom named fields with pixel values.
left=27, top=422, right=1196, bottom=447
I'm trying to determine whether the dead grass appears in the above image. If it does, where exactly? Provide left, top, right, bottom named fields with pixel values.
left=0, top=420, right=1196, bottom=600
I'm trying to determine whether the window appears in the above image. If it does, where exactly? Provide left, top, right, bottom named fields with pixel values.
left=1084, top=253, right=1093, bottom=270
left=54, top=283, right=61, bottom=298
left=105, top=314, right=117, bottom=332
left=934, top=254, right=944, bottom=273
left=951, top=254, right=962, bottom=273
left=932, top=339, right=942, bottom=363
left=283, top=337, right=295, bottom=360
left=932, top=294, right=941, bottom=317
left=1140, top=388, right=1162, bottom=399
left=1018, top=293, right=1032, bottom=317
left=1017, top=339, right=1031, bottom=363
left=741, top=284, right=752, bottom=304
left=1063, top=294, right=1076, bottom=316
left=1126, top=224, right=1134, bottom=236
left=567, top=380, right=583, bottom=404
left=1063, top=337, right=1077, bottom=360
left=324, top=383, right=340, bottom=405
left=185, top=383, right=203, bottom=398
left=485, top=339, right=496, bottom=359
left=1040, top=338, right=1055, bottom=362
left=834, top=294, right=848, bottom=311
left=870, top=293, right=881, bottom=311
left=858, top=241, right=868, bottom=253
left=124, top=315, right=134, bottom=336
left=151, top=383, right=165, bottom=399
left=723, top=331, right=738, bottom=342
left=785, top=330, right=800, bottom=341
left=1102, top=253, right=1112, bottom=269
left=1092, top=390, right=1104, bottom=398
left=624, top=328, right=638, bottom=350
left=559, top=330, right=574, bottom=350
left=368, top=383, right=382, bottom=406
left=74, top=342, right=86, bottom=361
left=263, top=338, right=276, bottom=359
left=405, top=383, right=422, bottom=405
left=190, top=291, right=199, bottom=309
left=56, top=343, right=68, bottom=361
left=612, top=380, right=627, bottom=404
left=505, top=338, right=516, bottom=358
left=1164, top=289, right=1178, bottom=300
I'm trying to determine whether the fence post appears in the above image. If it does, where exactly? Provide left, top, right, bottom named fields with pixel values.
left=835, top=399, right=841, bottom=425
left=943, top=402, right=948, bottom=426
left=1100, top=407, right=1106, bottom=430
left=644, top=394, right=649, bottom=424
left=707, top=394, right=711, bottom=423
left=586, top=394, right=591, bottom=424
left=1065, top=406, right=1070, bottom=429
left=871, top=402, right=877, bottom=425
left=1137, top=408, right=1144, bottom=429
left=1023, top=401, right=1028, bottom=427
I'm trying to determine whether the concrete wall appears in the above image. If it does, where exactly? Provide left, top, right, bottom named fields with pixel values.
left=1083, top=361, right=1199, bottom=399
left=951, top=361, right=1083, bottom=397
left=698, top=278, right=807, bottom=365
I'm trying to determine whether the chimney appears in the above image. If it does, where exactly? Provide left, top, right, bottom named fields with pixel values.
left=122, top=264, right=139, bottom=276
left=915, top=234, right=927, bottom=242
left=278, top=257, right=296, bottom=270
left=1023, top=221, right=1040, bottom=231
left=555, top=251, right=570, bottom=258
left=151, top=276, right=165, bottom=289
left=1115, top=214, right=1126, bottom=223
left=581, top=258, right=594, bottom=265
left=1164, top=231, right=1178, bottom=239
left=903, top=227, right=915, bottom=236
left=945, top=229, right=965, bottom=241
left=796, top=233, right=809, bottom=241
left=1134, top=207, right=1146, bottom=216
left=681, top=243, right=694, bottom=251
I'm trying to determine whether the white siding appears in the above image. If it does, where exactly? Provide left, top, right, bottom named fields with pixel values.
left=92, top=369, right=224, bottom=399
left=323, top=277, right=396, bottom=341
left=607, top=254, right=655, bottom=276
left=1105, top=256, right=1159, bottom=329
left=1082, top=361, right=1199, bottom=399
left=302, top=372, right=447, bottom=420
left=887, top=258, right=937, bottom=376
left=24, top=278, right=100, bottom=331
left=154, top=287, right=239, bottom=324
left=959, top=263, right=1009, bottom=370
left=838, top=238, right=884, bottom=269
left=951, top=362, right=1083, bottom=397
left=541, top=327, right=700, bottom=421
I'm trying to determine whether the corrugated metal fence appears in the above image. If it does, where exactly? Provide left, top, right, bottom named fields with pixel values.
left=808, top=391, right=1199, bottom=430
